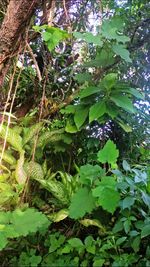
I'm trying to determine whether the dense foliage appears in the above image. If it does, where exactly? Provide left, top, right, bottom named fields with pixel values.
left=0, top=0, right=149, bottom=266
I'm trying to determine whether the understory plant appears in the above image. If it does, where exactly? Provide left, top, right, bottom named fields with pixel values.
left=0, top=1, right=149, bottom=265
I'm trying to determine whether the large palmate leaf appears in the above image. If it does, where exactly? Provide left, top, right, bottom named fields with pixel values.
left=73, top=32, right=103, bottom=46
left=92, top=176, right=120, bottom=213
left=84, top=49, right=115, bottom=68
left=34, top=25, right=70, bottom=52
left=97, top=140, right=119, bottom=165
left=101, top=16, right=130, bottom=43
left=79, top=164, right=104, bottom=185
left=0, top=208, right=50, bottom=250
left=112, top=44, right=132, bottom=63
left=69, top=187, right=96, bottom=219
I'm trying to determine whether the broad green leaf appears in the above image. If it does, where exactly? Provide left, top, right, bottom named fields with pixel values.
left=73, top=32, right=103, bottom=46
left=131, top=236, right=141, bottom=252
left=102, top=20, right=120, bottom=40
left=122, top=196, right=135, bottom=209
left=79, top=86, right=101, bottom=99
left=47, top=41, right=56, bottom=51
left=106, top=104, right=118, bottom=119
left=124, top=220, right=131, bottom=234
left=0, top=208, right=50, bottom=250
left=112, top=44, right=132, bottom=62
left=84, top=48, right=115, bottom=68
left=80, top=219, right=105, bottom=231
left=74, top=105, right=89, bottom=129
left=128, top=88, right=144, bottom=99
left=101, top=17, right=130, bottom=43
left=47, top=209, right=68, bottom=222
left=75, top=73, right=92, bottom=84
left=92, top=176, right=120, bottom=213
left=60, top=105, right=76, bottom=114
left=69, top=187, right=96, bottom=219
left=84, top=236, right=96, bottom=254
left=42, top=31, right=52, bottom=41
left=61, top=133, right=72, bottom=144
left=107, top=16, right=124, bottom=30
left=117, top=120, right=132, bottom=132
left=92, top=176, right=117, bottom=196
left=141, top=192, right=150, bottom=207
left=10, top=208, right=49, bottom=236
left=93, top=186, right=120, bottom=213
left=122, top=160, right=131, bottom=171
left=116, top=236, right=127, bottom=246
left=110, top=95, right=135, bottom=113
left=141, top=224, right=150, bottom=238
left=65, top=121, right=78, bottom=133
left=97, top=140, right=119, bottom=165
left=0, top=234, right=8, bottom=250
left=100, top=188, right=120, bottom=213
left=79, top=164, right=103, bottom=185
left=93, top=259, right=105, bottom=267
left=89, top=101, right=106, bottom=123
left=116, top=87, right=144, bottom=99
left=48, top=234, right=66, bottom=253
left=68, top=238, right=84, bottom=248
left=102, top=73, right=118, bottom=90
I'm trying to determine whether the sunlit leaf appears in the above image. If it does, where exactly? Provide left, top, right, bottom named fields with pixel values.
left=97, top=140, right=119, bottom=165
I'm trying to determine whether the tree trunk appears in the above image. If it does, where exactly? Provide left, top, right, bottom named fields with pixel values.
left=0, top=0, right=39, bottom=87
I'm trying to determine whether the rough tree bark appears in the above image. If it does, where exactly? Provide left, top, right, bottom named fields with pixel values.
left=0, top=0, right=40, bottom=87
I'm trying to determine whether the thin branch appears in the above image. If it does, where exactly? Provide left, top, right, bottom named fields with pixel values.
left=26, top=42, right=42, bottom=82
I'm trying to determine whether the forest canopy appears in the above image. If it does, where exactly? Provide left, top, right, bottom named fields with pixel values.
left=0, top=0, right=150, bottom=266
